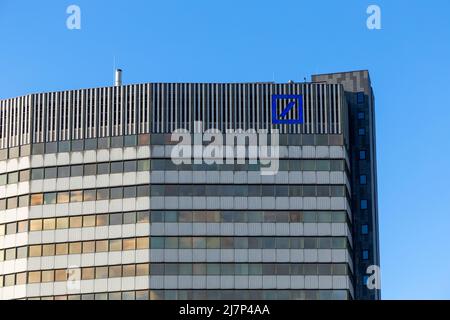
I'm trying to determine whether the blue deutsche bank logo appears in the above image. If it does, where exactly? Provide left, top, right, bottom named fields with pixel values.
left=272, top=94, right=303, bottom=124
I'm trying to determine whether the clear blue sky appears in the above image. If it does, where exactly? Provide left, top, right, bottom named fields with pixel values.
left=1, top=0, right=450, bottom=300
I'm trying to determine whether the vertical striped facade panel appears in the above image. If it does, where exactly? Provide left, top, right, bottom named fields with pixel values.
left=0, top=83, right=345, bottom=149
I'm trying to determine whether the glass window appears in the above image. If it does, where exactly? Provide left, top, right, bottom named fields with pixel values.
left=21, top=145, right=31, bottom=157
left=70, top=191, right=83, bottom=203
left=57, top=192, right=70, bottom=204
left=46, top=142, right=58, bottom=154
left=6, top=223, right=16, bottom=235
left=58, top=141, right=71, bottom=152
left=124, top=160, right=137, bottom=172
left=42, top=244, right=55, bottom=256
left=18, top=221, right=28, bottom=233
left=111, top=137, right=124, bottom=148
left=32, top=143, right=45, bottom=155
left=123, top=212, right=136, bottom=224
left=56, top=217, right=69, bottom=229
left=361, top=200, right=368, bottom=210
left=83, top=215, right=96, bottom=227
left=124, top=186, right=136, bottom=198
left=304, top=238, right=317, bottom=249
left=96, top=188, right=109, bottom=201
left=360, top=175, right=367, bottom=185
left=96, top=240, right=108, bottom=252
left=110, top=187, right=123, bottom=199
left=45, top=167, right=57, bottom=179
left=29, top=245, right=42, bottom=257
left=71, top=165, right=83, bottom=177
left=137, top=211, right=150, bottom=223
left=69, top=242, right=82, bottom=254
left=111, top=162, right=123, bottom=174
left=333, top=212, right=347, bottom=223
left=97, top=138, right=110, bottom=149
left=124, top=135, right=137, bottom=147
left=97, top=163, right=110, bottom=175
left=138, top=134, right=150, bottom=146
left=55, top=243, right=68, bottom=255
left=42, top=270, right=54, bottom=283
left=123, top=239, right=136, bottom=251
left=136, top=264, right=149, bottom=276
left=28, top=271, right=41, bottom=284
left=8, top=172, right=19, bottom=184
left=58, top=166, right=70, bottom=178
left=137, top=185, right=149, bottom=197
left=110, top=239, right=122, bottom=251
left=5, top=248, right=16, bottom=260
left=362, top=225, right=369, bottom=235
left=122, top=264, right=136, bottom=277
left=138, top=160, right=150, bottom=171
left=83, top=241, right=95, bottom=253
left=43, top=218, right=56, bottom=230
left=55, top=269, right=68, bottom=281
left=108, top=265, right=121, bottom=277
left=85, top=139, right=97, bottom=150
left=83, top=190, right=96, bottom=202
left=95, top=267, right=108, bottom=279
left=30, top=220, right=43, bottom=231
left=316, top=160, right=330, bottom=171
left=358, top=128, right=366, bottom=136
left=7, top=197, right=17, bottom=209
left=44, top=193, right=57, bottom=205
left=70, top=216, right=82, bottom=228
left=358, top=112, right=365, bottom=120
left=71, top=140, right=84, bottom=152
left=357, top=92, right=365, bottom=104
left=0, top=174, right=6, bottom=185
left=362, top=250, right=369, bottom=260
left=18, top=195, right=29, bottom=207
left=31, top=168, right=44, bottom=180
left=82, top=268, right=95, bottom=280
left=137, top=237, right=150, bottom=249
left=303, top=160, right=315, bottom=171
left=110, top=213, right=122, bottom=225
left=359, top=151, right=367, bottom=160
left=84, top=164, right=96, bottom=176
left=96, top=214, right=109, bottom=226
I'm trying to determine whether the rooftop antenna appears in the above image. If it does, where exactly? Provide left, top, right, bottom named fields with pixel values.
left=115, top=69, right=123, bottom=87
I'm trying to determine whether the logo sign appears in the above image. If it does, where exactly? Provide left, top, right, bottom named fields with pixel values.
left=272, top=94, right=303, bottom=124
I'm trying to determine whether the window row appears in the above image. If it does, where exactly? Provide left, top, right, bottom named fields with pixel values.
left=150, top=184, right=348, bottom=197
left=0, top=160, right=150, bottom=186
left=0, top=236, right=349, bottom=261
left=0, top=159, right=347, bottom=186
left=141, top=263, right=350, bottom=276
left=0, top=133, right=345, bottom=161
left=1, top=184, right=348, bottom=210
left=0, top=210, right=349, bottom=236
left=149, top=210, right=349, bottom=224
left=0, top=263, right=350, bottom=288
left=0, top=237, right=150, bottom=261
left=150, top=159, right=347, bottom=172
left=1, top=185, right=150, bottom=209
left=0, top=134, right=151, bottom=161
left=151, top=134, right=345, bottom=147
left=0, top=211, right=150, bottom=236
left=0, top=263, right=150, bottom=287
left=29, top=289, right=350, bottom=301
left=32, top=134, right=151, bottom=155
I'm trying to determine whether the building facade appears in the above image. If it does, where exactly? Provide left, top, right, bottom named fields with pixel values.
left=0, top=70, right=380, bottom=300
